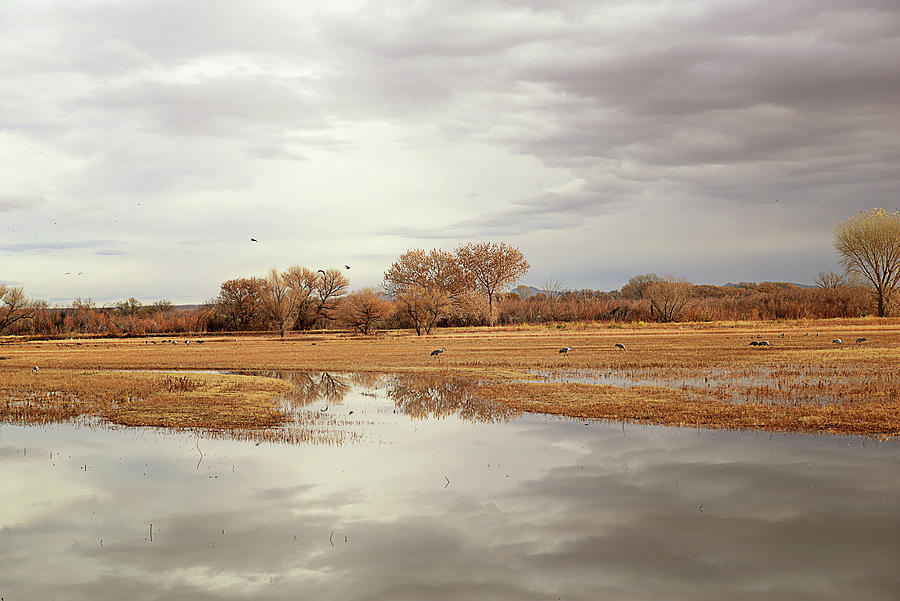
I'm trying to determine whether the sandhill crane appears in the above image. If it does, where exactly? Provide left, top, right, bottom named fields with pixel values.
left=430, top=347, right=445, bottom=357
left=833, top=338, right=842, bottom=344
left=559, top=346, right=572, bottom=354
left=615, top=343, right=626, bottom=351
left=855, top=337, right=867, bottom=344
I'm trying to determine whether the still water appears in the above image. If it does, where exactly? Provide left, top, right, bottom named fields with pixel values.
left=2, top=373, right=899, bottom=600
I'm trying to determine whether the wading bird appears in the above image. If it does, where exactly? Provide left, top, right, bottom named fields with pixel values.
left=559, top=346, right=572, bottom=354
left=855, top=337, right=867, bottom=344
left=833, top=339, right=842, bottom=344
left=430, top=347, right=445, bottom=357
left=615, top=343, right=626, bottom=351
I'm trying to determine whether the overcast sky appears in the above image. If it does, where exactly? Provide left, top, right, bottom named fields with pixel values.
left=2, top=0, right=899, bottom=304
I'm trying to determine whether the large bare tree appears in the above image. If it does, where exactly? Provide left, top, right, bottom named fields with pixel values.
left=834, top=208, right=900, bottom=317
left=456, top=242, right=529, bottom=325
left=644, top=277, right=694, bottom=323
left=395, top=286, right=452, bottom=335
left=215, top=277, right=264, bottom=330
left=258, top=268, right=303, bottom=337
left=0, top=285, right=40, bottom=334
left=312, top=268, right=350, bottom=325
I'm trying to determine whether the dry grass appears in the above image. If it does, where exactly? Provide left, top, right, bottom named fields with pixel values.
left=1, top=317, right=899, bottom=438
left=0, top=369, right=291, bottom=429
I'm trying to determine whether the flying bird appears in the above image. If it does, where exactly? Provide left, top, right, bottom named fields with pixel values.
left=345, top=265, right=351, bottom=269
left=559, top=346, right=572, bottom=354
left=430, top=347, right=446, bottom=357
left=250, top=238, right=258, bottom=242
left=317, top=269, right=326, bottom=276
left=615, top=343, right=626, bottom=351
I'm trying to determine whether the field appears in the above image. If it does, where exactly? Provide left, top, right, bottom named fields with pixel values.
left=2, top=317, right=900, bottom=438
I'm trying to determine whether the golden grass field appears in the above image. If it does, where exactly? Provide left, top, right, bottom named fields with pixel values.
left=2, top=317, right=899, bottom=439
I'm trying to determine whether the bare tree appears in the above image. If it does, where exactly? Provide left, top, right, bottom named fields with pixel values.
left=215, top=278, right=264, bottom=330
left=336, top=288, right=393, bottom=334
left=456, top=242, right=529, bottom=325
left=815, top=271, right=848, bottom=289
left=621, top=273, right=663, bottom=299
left=115, top=297, right=143, bottom=316
left=644, top=277, right=694, bottom=322
left=312, top=268, right=349, bottom=325
left=0, top=285, right=39, bottom=334
left=394, top=286, right=452, bottom=335
left=542, top=278, right=567, bottom=320
left=284, top=267, right=318, bottom=329
left=834, top=208, right=900, bottom=317
left=258, top=268, right=303, bottom=337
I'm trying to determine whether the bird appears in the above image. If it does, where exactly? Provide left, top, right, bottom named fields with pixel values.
left=749, top=341, right=759, bottom=346
left=615, top=343, right=626, bottom=351
left=832, top=338, right=842, bottom=344
left=32, top=366, right=39, bottom=373
left=317, top=269, right=326, bottom=276
left=758, top=340, right=770, bottom=346
left=855, top=337, right=867, bottom=344
left=430, top=347, right=446, bottom=357
left=250, top=238, right=258, bottom=242
left=345, top=264, right=351, bottom=269
left=559, top=346, right=572, bottom=354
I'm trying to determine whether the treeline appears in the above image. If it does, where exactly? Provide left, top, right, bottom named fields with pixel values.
left=0, top=249, right=890, bottom=339
left=498, top=277, right=874, bottom=325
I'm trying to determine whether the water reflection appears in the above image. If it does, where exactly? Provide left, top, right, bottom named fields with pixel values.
left=248, top=371, right=520, bottom=424
left=1, top=418, right=898, bottom=600
left=385, top=373, right=520, bottom=422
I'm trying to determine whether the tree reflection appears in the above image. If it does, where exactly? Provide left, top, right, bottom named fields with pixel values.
left=386, top=374, right=520, bottom=422
left=248, top=371, right=351, bottom=407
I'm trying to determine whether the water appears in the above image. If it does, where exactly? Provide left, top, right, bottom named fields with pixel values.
left=2, top=373, right=899, bottom=600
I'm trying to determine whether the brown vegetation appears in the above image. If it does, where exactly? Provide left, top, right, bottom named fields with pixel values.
left=2, top=319, right=899, bottom=438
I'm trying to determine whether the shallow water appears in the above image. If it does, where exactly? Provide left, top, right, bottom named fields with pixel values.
left=2, top=373, right=899, bottom=600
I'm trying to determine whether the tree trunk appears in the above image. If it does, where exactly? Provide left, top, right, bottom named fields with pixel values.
left=877, top=290, right=885, bottom=317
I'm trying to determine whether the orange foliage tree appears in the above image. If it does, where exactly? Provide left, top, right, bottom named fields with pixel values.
left=336, top=288, right=393, bottom=334
left=456, top=242, right=529, bottom=325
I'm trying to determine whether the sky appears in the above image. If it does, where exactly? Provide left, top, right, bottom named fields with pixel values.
left=2, top=0, right=899, bottom=305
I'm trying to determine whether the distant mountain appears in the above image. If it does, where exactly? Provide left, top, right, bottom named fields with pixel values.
left=722, top=281, right=816, bottom=289
left=511, top=285, right=544, bottom=298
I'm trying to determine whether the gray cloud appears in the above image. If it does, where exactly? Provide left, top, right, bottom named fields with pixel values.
left=1, top=0, right=899, bottom=297
left=1, top=240, right=121, bottom=252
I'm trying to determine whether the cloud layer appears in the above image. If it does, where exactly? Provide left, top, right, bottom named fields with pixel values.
left=2, top=0, right=899, bottom=301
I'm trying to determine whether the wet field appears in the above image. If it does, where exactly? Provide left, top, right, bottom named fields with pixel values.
left=2, top=373, right=899, bottom=600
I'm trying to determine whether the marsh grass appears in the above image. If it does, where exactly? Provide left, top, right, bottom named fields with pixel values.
left=2, top=318, right=899, bottom=438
